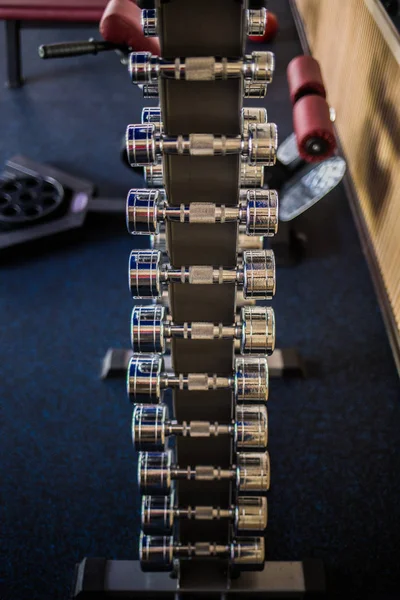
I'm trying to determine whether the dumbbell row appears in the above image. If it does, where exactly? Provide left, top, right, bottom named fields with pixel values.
left=131, top=306, right=275, bottom=355
left=126, top=123, right=278, bottom=167
left=143, top=161, right=265, bottom=189
left=126, top=188, right=279, bottom=236
left=138, top=451, right=270, bottom=495
left=138, top=79, right=269, bottom=99
left=130, top=51, right=274, bottom=85
left=141, top=106, right=268, bottom=135
left=142, top=494, right=267, bottom=534
left=127, top=355, right=268, bottom=403
left=140, top=534, right=265, bottom=572
left=132, top=403, right=268, bottom=451
left=141, top=7, right=268, bottom=38
left=128, top=249, right=276, bottom=299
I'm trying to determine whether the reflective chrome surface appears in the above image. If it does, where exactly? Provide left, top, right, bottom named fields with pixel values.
left=234, top=356, right=269, bottom=402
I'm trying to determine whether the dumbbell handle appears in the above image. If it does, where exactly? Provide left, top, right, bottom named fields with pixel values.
left=140, top=534, right=265, bottom=571
left=138, top=451, right=270, bottom=494
left=163, top=421, right=232, bottom=437
left=141, top=495, right=267, bottom=533
left=130, top=52, right=273, bottom=82
left=158, top=373, right=233, bottom=393
left=165, top=322, right=239, bottom=340
left=160, top=265, right=241, bottom=286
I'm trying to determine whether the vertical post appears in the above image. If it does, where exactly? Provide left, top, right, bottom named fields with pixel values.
left=5, top=20, right=23, bottom=88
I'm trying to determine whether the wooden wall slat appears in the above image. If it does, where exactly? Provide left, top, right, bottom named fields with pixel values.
left=295, top=0, right=400, bottom=334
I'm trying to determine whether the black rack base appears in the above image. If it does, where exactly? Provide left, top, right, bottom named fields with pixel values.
left=71, top=558, right=325, bottom=598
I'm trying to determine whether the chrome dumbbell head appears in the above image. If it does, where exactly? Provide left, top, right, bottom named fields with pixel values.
left=247, top=8, right=267, bottom=36
left=242, top=250, right=276, bottom=299
left=246, top=123, right=278, bottom=166
left=127, top=355, right=268, bottom=402
left=235, top=356, right=269, bottom=402
left=141, top=495, right=267, bottom=534
left=126, top=123, right=277, bottom=167
left=242, top=107, right=267, bottom=134
left=140, top=533, right=265, bottom=572
left=144, top=164, right=164, bottom=187
left=126, top=188, right=278, bottom=237
left=141, top=106, right=162, bottom=132
left=142, top=7, right=267, bottom=39
left=130, top=305, right=275, bottom=355
left=138, top=450, right=270, bottom=495
left=245, top=82, right=268, bottom=98
left=128, top=250, right=275, bottom=300
left=240, top=306, right=275, bottom=354
left=141, top=8, right=157, bottom=36
left=132, top=403, right=268, bottom=450
left=129, top=52, right=274, bottom=84
left=241, top=163, right=264, bottom=188
left=131, top=305, right=167, bottom=354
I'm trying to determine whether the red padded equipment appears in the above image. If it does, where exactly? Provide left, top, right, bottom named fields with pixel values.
left=293, top=94, right=336, bottom=163
left=0, top=1, right=108, bottom=21
left=287, top=55, right=326, bottom=105
left=100, top=0, right=160, bottom=54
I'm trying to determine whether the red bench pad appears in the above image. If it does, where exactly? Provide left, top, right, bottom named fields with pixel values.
left=0, top=1, right=108, bottom=21
left=100, top=0, right=160, bottom=54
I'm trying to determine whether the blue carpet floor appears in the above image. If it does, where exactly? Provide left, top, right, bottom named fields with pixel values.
left=1, top=2, right=399, bottom=599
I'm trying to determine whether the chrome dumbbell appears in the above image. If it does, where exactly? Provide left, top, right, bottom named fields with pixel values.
left=127, top=355, right=268, bottom=403
left=141, top=495, right=267, bottom=534
left=129, top=51, right=274, bottom=85
left=128, top=249, right=275, bottom=299
left=126, top=188, right=278, bottom=236
left=132, top=404, right=268, bottom=450
left=138, top=450, right=270, bottom=495
left=143, top=158, right=265, bottom=189
left=126, top=123, right=278, bottom=167
left=140, top=533, right=265, bottom=572
left=130, top=305, right=275, bottom=355
left=141, top=7, right=267, bottom=38
left=141, top=106, right=268, bottom=133
left=139, top=79, right=268, bottom=99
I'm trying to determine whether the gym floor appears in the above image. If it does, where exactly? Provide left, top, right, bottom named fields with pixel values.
left=1, top=2, right=399, bottom=599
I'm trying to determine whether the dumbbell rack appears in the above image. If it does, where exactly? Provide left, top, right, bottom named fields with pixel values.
left=72, top=1, right=324, bottom=597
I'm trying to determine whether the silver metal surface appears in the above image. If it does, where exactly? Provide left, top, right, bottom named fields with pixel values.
left=126, top=123, right=278, bottom=167
left=128, top=249, right=276, bottom=300
left=246, top=8, right=267, bottom=36
left=139, top=533, right=265, bottom=572
left=126, top=188, right=278, bottom=236
left=129, top=51, right=274, bottom=84
left=141, top=495, right=267, bottom=534
left=131, top=305, right=275, bottom=355
left=127, top=355, right=268, bottom=403
left=138, top=450, right=270, bottom=495
left=132, top=403, right=268, bottom=450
